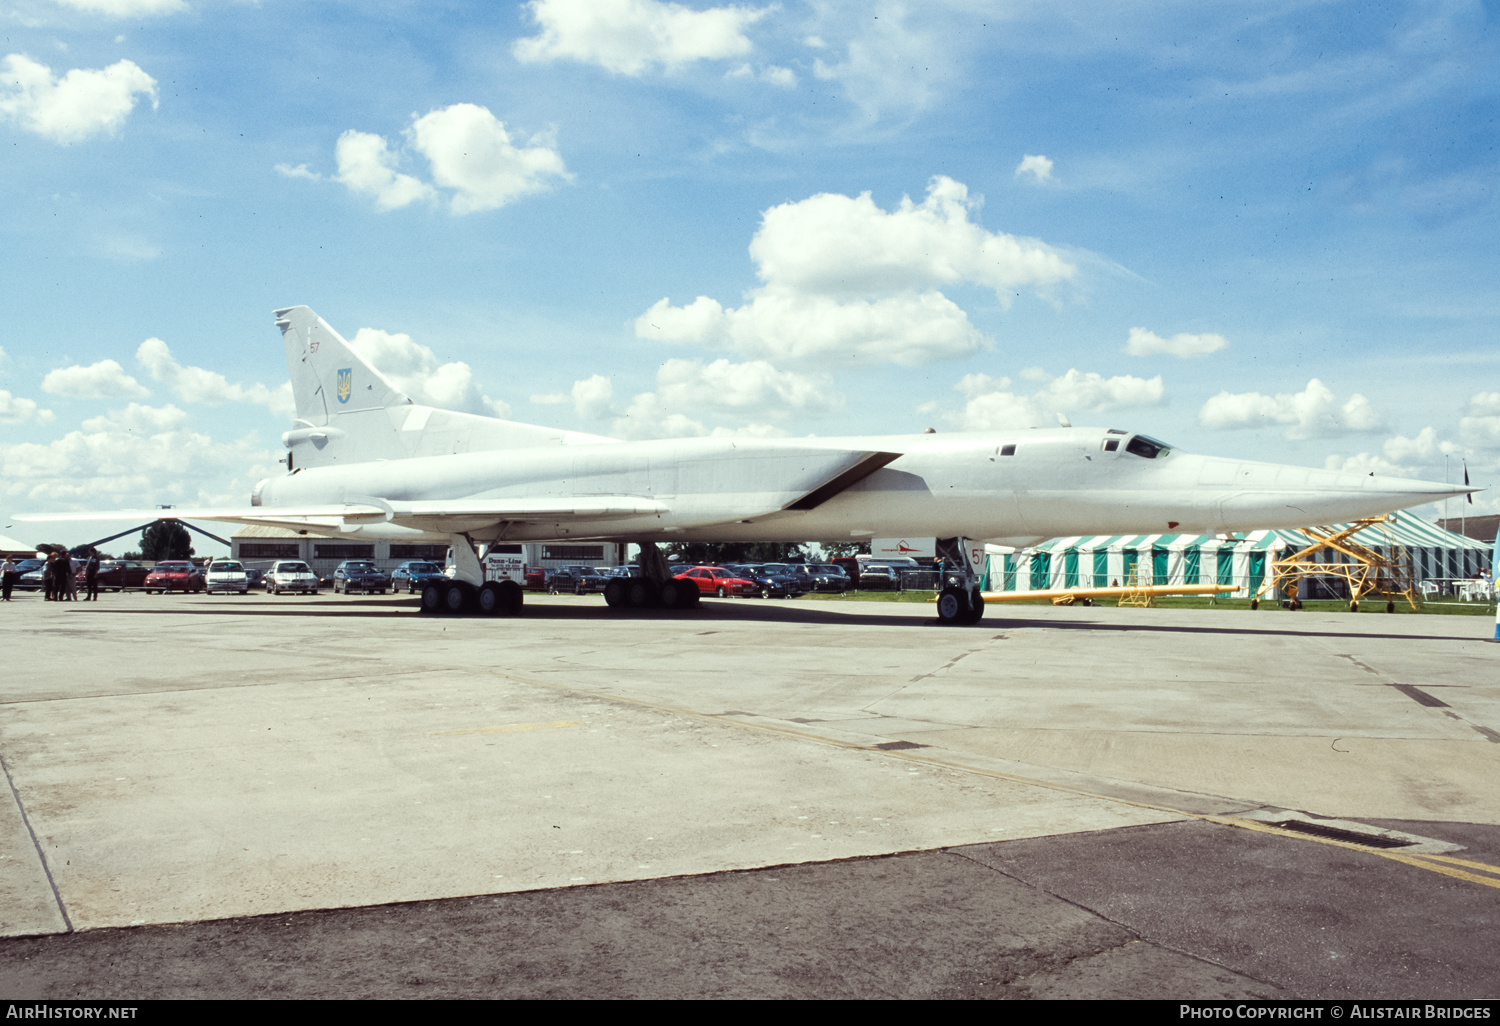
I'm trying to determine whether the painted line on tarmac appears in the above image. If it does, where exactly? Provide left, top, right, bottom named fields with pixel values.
left=1200, top=815, right=1500, bottom=890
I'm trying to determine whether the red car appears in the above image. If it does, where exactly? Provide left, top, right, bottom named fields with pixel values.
left=674, top=566, right=758, bottom=598
left=144, top=561, right=202, bottom=594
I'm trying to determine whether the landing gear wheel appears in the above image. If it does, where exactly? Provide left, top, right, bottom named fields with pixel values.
left=1250, top=598, right=1259, bottom=610
left=477, top=582, right=504, bottom=616
left=1349, top=600, right=1359, bottom=612
left=936, top=586, right=967, bottom=625
left=627, top=580, right=660, bottom=608
left=444, top=582, right=472, bottom=614
left=603, top=579, right=627, bottom=608
left=421, top=582, right=445, bottom=614
left=958, top=588, right=984, bottom=625
left=499, top=579, right=524, bottom=616
left=1386, top=600, right=1395, bottom=613
left=661, top=579, right=691, bottom=610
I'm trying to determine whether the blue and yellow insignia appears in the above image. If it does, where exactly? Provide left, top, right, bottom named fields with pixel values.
left=336, top=368, right=352, bottom=404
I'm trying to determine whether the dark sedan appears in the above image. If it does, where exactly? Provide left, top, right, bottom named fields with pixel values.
left=391, top=560, right=448, bottom=593
left=83, top=560, right=151, bottom=591
left=333, top=560, right=391, bottom=594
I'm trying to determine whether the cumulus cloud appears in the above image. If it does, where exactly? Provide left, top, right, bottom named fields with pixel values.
left=514, top=0, right=764, bottom=75
left=809, top=3, right=952, bottom=122
left=325, top=105, right=568, bottom=215
left=0, top=54, right=157, bottom=144
left=0, top=390, right=56, bottom=425
left=947, top=369, right=1165, bottom=431
left=1460, top=391, right=1500, bottom=452
left=1198, top=378, right=1382, bottom=440
left=48, top=0, right=187, bottom=14
left=135, top=338, right=293, bottom=417
left=636, top=176, right=1075, bottom=366
left=409, top=104, right=571, bottom=214
left=655, top=358, right=837, bottom=412
left=727, top=62, right=796, bottom=87
left=41, top=359, right=149, bottom=399
left=0, top=403, right=276, bottom=509
left=600, top=358, right=831, bottom=440
left=1015, top=154, right=1053, bottom=183
left=346, top=328, right=508, bottom=418
left=1125, top=327, right=1228, bottom=358
left=334, top=130, right=434, bottom=211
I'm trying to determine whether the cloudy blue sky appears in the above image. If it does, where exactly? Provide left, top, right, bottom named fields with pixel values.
left=2, top=0, right=1497, bottom=551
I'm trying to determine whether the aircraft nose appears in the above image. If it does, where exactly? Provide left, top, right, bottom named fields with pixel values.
left=1208, top=459, right=1477, bottom=530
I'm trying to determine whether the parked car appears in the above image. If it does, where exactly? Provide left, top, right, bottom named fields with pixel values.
left=675, top=565, right=759, bottom=598
left=524, top=566, right=548, bottom=590
left=144, top=561, right=202, bottom=594
left=333, top=560, right=390, bottom=594
left=391, top=560, right=448, bottom=594
left=562, top=566, right=611, bottom=594
left=805, top=564, right=851, bottom=593
left=84, top=560, right=151, bottom=591
left=15, top=558, right=46, bottom=591
left=856, top=563, right=903, bottom=590
left=265, top=560, right=319, bottom=595
left=204, top=560, right=251, bottom=595
left=752, top=563, right=810, bottom=597
left=243, top=567, right=266, bottom=589
left=722, top=564, right=790, bottom=598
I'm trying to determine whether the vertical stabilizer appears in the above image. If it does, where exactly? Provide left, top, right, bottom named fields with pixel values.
left=274, top=305, right=413, bottom=468
left=275, top=306, right=410, bottom=425
left=272, top=304, right=620, bottom=471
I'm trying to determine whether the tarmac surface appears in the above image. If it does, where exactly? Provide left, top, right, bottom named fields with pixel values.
left=1, top=589, right=1497, bottom=998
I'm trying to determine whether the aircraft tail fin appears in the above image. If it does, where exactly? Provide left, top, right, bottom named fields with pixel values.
left=275, top=305, right=411, bottom=424
left=271, top=305, right=619, bottom=471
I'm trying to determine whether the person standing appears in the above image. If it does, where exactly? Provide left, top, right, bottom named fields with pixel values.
left=42, top=551, right=56, bottom=601
left=84, top=550, right=100, bottom=601
left=1, top=557, right=15, bottom=601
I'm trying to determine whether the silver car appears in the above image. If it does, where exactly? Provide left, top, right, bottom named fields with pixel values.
left=265, top=560, right=319, bottom=595
left=205, top=560, right=250, bottom=595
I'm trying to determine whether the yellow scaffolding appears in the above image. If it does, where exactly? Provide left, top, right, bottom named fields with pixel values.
left=1255, top=515, right=1423, bottom=612
left=1117, top=563, right=1156, bottom=608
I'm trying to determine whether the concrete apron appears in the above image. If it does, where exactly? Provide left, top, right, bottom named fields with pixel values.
left=2, top=593, right=1496, bottom=936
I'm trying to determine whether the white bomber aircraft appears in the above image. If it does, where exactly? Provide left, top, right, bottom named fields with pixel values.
left=20, top=306, right=1474, bottom=623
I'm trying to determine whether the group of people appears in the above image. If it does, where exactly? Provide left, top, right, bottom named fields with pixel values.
left=0, top=550, right=103, bottom=602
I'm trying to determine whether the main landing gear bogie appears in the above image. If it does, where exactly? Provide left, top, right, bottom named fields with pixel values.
left=602, top=577, right=701, bottom=611
left=421, top=579, right=524, bottom=617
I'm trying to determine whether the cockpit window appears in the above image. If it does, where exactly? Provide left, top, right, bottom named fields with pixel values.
left=1102, top=438, right=1120, bottom=452
left=1125, top=435, right=1172, bottom=459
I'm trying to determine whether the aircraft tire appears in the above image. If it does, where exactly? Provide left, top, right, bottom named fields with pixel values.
left=499, top=579, right=524, bottom=616
left=627, top=580, right=659, bottom=608
left=959, top=589, right=985, bottom=625
left=660, top=579, right=690, bottom=610
left=603, top=579, right=627, bottom=608
left=476, top=582, right=504, bottom=616
left=936, top=587, right=966, bottom=625
left=444, top=582, right=472, bottom=614
left=421, top=582, right=445, bottom=614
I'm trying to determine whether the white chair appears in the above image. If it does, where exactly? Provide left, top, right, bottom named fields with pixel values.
left=1419, top=580, right=1439, bottom=599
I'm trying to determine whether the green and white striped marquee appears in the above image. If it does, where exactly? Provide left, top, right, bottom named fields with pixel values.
left=986, top=512, right=1492, bottom=598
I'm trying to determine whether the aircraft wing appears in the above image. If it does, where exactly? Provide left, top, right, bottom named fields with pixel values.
left=14, top=496, right=670, bottom=530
